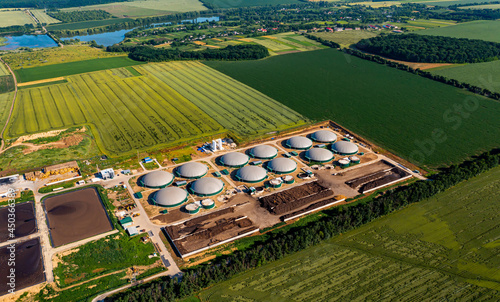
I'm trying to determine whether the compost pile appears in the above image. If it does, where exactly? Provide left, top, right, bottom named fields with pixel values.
left=259, top=181, right=333, bottom=215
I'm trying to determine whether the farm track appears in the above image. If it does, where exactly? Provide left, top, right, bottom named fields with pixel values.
left=4, top=63, right=304, bottom=156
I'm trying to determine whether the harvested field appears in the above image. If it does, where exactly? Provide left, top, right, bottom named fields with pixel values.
left=0, top=201, right=36, bottom=243
left=165, top=205, right=258, bottom=257
left=43, top=187, right=113, bottom=247
left=259, top=181, right=333, bottom=215
left=0, top=238, right=45, bottom=296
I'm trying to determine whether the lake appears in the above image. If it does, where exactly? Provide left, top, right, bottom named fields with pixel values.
left=0, top=34, right=58, bottom=50
left=60, top=28, right=132, bottom=47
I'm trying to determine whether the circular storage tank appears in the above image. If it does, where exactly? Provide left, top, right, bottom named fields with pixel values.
left=189, top=177, right=224, bottom=196
left=140, top=171, right=174, bottom=188
left=152, top=187, right=188, bottom=207
left=249, top=145, right=278, bottom=159
left=311, top=130, right=337, bottom=143
left=236, top=166, right=267, bottom=183
left=267, top=157, right=297, bottom=174
left=305, top=148, right=334, bottom=163
left=175, top=162, right=208, bottom=179
left=331, top=141, right=359, bottom=155
left=286, top=136, right=312, bottom=150
left=270, top=178, right=283, bottom=188
left=283, top=175, right=294, bottom=184
left=349, top=156, right=361, bottom=164
left=185, top=203, right=200, bottom=214
left=338, top=159, right=350, bottom=168
left=220, top=152, right=249, bottom=167
left=201, top=199, right=215, bottom=209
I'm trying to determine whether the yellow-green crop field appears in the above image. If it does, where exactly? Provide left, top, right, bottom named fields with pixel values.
left=31, top=9, right=61, bottom=25
left=6, top=61, right=307, bottom=156
left=247, top=33, right=325, bottom=55
left=0, top=10, right=35, bottom=28
left=0, top=61, right=9, bottom=76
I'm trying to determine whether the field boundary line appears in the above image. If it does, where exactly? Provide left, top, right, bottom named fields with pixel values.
left=0, top=57, right=18, bottom=152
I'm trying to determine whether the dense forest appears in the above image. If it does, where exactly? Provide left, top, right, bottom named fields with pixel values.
left=107, top=44, right=270, bottom=62
left=357, top=34, right=500, bottom=63
left=47, top=9, right=112, bottom=23
left=0, top=0, right=129, bottom=9
left=105, top=149, right=500, bottom=302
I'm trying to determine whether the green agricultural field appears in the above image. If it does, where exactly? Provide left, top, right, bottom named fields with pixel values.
left=430, top=60, right=500, bottom=94
left=416, top=20, right=500, bottom=43
left=423, top=0, right=500, bottom=6
left=0, top=61, right=9, bottom=76
left=206, top=49, right=500, bottom=168
left=31, top=9, right=61, bottom=24
left=200, top=166, right=500, bottom=301
left=63, top=0, right=207, bottom=17
left=0, top=10, right=35, bottom=28
left=312, top=30, right=380, bottom=48
left=0, top=92, right=13, bottom=131
left=6, top=61, right=306, bottom=156
left=248, top=33, right=325, bottom=55
left=46, top=18, right=134, bottom=31
left=14, top=56, right=143, bottom=82
left=460, top=3, right=500, bottom=9
left=404, top=18, right=456, bottom=31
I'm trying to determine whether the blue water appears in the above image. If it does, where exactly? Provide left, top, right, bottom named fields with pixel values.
left=0, top=34, right=58, bottom=50
left=61, top=28, right=133, bottom=47
left=181, top=16, right=220, bottom=24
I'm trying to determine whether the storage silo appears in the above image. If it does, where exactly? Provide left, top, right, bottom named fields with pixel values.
left=235, top=166, right=267, bottom=183
left=331, top=141, right=359, bottom=155
left=349, top=156, right=361, bottom=164
left=305, top=148, right=334, bottom=163
left=152, top=187, right=188, bottom=207
left=139, top=171, right=174, bottom=188
left=175, top=162, right=208, bottom=179
left=185, top=203, right=200, bottom=214
left=282, top=175, right=294, bottom=184
left=285, top=136, right=312, bottom=150
left=188, top=177, right=224, bottom=196
left=220, top=152, right=249, bottom=167
left=311, top=130, right=337, bottom=143
left=249, top=145, right=278, bottom=159
left=201, top=199, right=215, bottom=209
left=266, top=157, right=297, bottom=174
left=338, top=159, right=350, bottom=168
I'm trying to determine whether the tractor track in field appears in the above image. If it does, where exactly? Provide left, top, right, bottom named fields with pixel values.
left=0, top=57, right=18, bottom=153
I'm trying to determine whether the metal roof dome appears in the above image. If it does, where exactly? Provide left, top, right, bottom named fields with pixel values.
left=140, top=171, right=174, bottom=188
left=175, top=162, right=208, bottom=179
left=267, top=157, right=297, bottom=174
left=189, top=177, right=224, bottom=196
left=249, top=145, right=278, bottom=159
left=236, top=166, right=267, bottom=183
left=286, top=136, right=312, bottom=150
left=220, top=152, right=249, bottom=167
left=311, top=130, right=337, bottom=143
left=153, top=187, right=188, bottom=207
left=305, top=148, right=334, bottom=163
left=331, top=141, right=359, bottom=155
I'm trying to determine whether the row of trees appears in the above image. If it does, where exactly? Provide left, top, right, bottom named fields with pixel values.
left=107, top=149, right=500, bottom=301
left=357, top=34, right=500, bottom=63
left=47, top=9, right=112, bottom=23
left=111, top=44, right=270, bottom=62
left=343, top=48, right=500, bottom=101
left=304, top=34, right=340, bottom=48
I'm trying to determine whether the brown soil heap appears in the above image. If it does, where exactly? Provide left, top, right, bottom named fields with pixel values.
left=0, top=201, right=37, bottom=243
left=259, top=182, right=333, bottom=215
left=346, top=166, right=410, bottom=193
left=0, top=238, right=45, bottom=295
left=43, top=187, right=113, bottom=247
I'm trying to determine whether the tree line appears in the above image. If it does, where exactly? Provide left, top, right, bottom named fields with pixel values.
left=47, top=9, right=113, bottom=23
left=343, top=48, right=500, bottom=101
left=106, top=149, right=500, bottom=302
left=107, top=44, right=269, bottom=61
left=356, top=34, right=500, bottom=63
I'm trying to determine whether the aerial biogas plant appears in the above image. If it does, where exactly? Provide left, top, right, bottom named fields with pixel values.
left=124, top=128, right=415, bottom=259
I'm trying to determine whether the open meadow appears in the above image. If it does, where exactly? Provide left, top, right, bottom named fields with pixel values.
left=460, top=3, right=500, bottom=9
left=416, top=20, right=500, bottom=43
left=206, top=48, right=500, bottom=168
left=312, top=30, right=380, bottom=48
left=62, top=0, right=207, bottom=17
left=3, top=45, right=122, bottom=70
left=245, top=33, right=325, bottom=55
left=430, top=60, right=500, bottom=94
left=6, top=61, right=306, bottom=156
left=14, top=56, right=143, bottom=82
left=31, top=9, right=61, bottom=24
left=200, top=0, right=302, bottom=8
left=0, top=92, right=13, bottom=131
left=199, top=165, right=500, bottom=301
left=0, top=10, right=34, bottom=28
